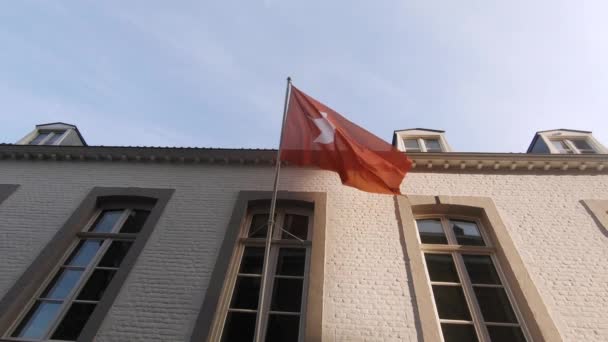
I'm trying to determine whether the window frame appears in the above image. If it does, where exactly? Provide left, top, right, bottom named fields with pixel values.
left=0, top=187, right=174, bottom=342
left=415, top=215, right=531, bottom=342
left=29, top=131, right=66, bottom=146
left=216, top=206, right=313, bottom=342
left=190, top=191, right=326, bottom=342
left=402, top=136, right=446, bottom=152
left=549, top=138, right=597, bottom=154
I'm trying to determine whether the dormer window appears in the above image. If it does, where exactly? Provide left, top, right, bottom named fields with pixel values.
left=29, top=131, right=66, bottom=145
left=551, top=138, right=596, bottom=154
left=402, top=137, right=445, bottom=152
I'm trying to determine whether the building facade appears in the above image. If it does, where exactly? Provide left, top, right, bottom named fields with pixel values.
left=0, top=123, right=607, bottom=342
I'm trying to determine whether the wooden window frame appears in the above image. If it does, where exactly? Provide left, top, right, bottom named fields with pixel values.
left=395, top=195, right=563, bottom=342
left=0, top=187, right=174, bottom=342
left=416, top=215, right=531, bottom=341
left=190, top=191, right=326, bottom=342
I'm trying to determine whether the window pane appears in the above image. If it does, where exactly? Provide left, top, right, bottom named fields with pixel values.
left=450, top=220, right=485, bottom=246
left=98, top=241, right=133, bottom=268
left=474, top=287, right=518, bottom=323
left=424, top=254, right=460, bottom=283
left=77, top=269, right=116, bottom=301
left=416, top=219, right=448, bottom=244
left=43, top=132, right=64, bottom=145
left=50, top=303, right=97, bottom=341
left=552, top=140, right=572, bottom=154
left=432, top=285, right=471, bottom=320
left=65, top=240, right=103, bottom=267
left=29, top=132, right=50, bottom=145
left=487, top=325, right=526, bottom=342
left=440, top=324, right=479, bottom=342
left=266, top=314, right=300, bottom=342
left=119, top=210, right=150, bottom=233
left=424, top=139, right=442, bottom=152
left=41, top=269, right=83, bottom=299
left=249, top=213, right=269, bottom=238
left=276, top=248, right=306, bottom=276
left=282, top=214, right=308, bottom=240
left=462, top=255, right=501, bottom=285
left=571, top=139, right=592, bottom=150
left=230, top=276, right=261, bottom=309
left=404, top=138, right=421, bottom=151
left=270, top=278, right=303, bottom=312
left=12, top=301, right=61, bottom=339
left=239, top=247, right=265, bottom=274
left=221, top=312, right=256, bottom=342
left=89, top=210, right=123, bottom=233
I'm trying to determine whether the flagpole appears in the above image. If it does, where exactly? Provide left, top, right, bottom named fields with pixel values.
left=254, top=76, right=292, bottom=342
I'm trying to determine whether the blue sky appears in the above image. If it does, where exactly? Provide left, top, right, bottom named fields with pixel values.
left=1, top=1, right=607, bottom=152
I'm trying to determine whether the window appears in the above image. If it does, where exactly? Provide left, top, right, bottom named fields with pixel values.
left=7, top=208, right=150, bottom=341
left=219, top=206, right=313, bottom=342
left=29, top=131, right=66, bottom=145
left=416, top=217, right=529, bottom=342
left=402, top=137, right=444, bottom=152
left=551, top=138, right=596, bottom=154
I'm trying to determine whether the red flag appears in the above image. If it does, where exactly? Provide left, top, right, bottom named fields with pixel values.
left=281, top=86, right=412, bottom=194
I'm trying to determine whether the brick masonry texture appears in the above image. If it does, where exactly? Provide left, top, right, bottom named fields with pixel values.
left=0, top=160, right=607, bottom=341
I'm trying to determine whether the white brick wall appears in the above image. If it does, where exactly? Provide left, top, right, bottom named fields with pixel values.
left=0, top=160, right=607, bottom=341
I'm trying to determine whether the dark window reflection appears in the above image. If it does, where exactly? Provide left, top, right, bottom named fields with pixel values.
left=221, top=312, right=256, bottom=342
left=417, top=219, right=448, bottom=244
left=230, top=276, right=261, bottom=310
left=441, top=323, right=479, bottom=342
left=266, top=314, right=300, bottom=342
left=51, top=303, right=97, bottom=340
left=487, top=325, right=526, bottom=342
left=239, top=247, right=265, bottom=274
left=249, top=214, right=269, bottom=238
left=99, top=241, right=133, bottom=268
left=474, top=287, right=518, bottom=323
left=282, top=215, right=308, bottom=240
left=270, top=278, right=303, bottom=312
left=119, top=210, right=150, bottom=233
left=425, top=254, right=460, bottom=283
left=432, top=285, right=472, bottom=320
left=462, top=255, right=501, bottom=285
left=276, top=248, right=305, bottom=276
left=77, top=269, right=116, bottom=301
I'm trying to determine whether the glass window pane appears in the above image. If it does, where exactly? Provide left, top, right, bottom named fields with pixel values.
left=65, top=240, right=103, bottom=267
left=432, top=285, right=472, bottom=320
left=552, top=140, right=572, bottom=154
left=12, top=301, right=62, bottom=339
left=43, top=132, right=64, bottom=145
left=50, top=303, right=97, bottom=341
left=119, top=210, right=150, bottom=233
left=77, top=269, right=116, bottom=301
left=41, top=269, right=83, bottom=299
left=474, top=287, right=518, bottom=323
left=462, top=255, right=501, bottom=285
left=571, top=139, right=592, bottom=150
left=404, top=138, right=421, bottom=151
left=266, top=314, right=300, bottom=342
left=271, top=278, right=303, bottom=312
left=487, top=325, right=526, bottom=342
left=30, top=132, right=50, bottom=145
left=98, top=241, right=133, bottom=268
left=416, top=219, right=448, bottom=244
left=89, top=210, right=123, bottom=233
left=424, top=254, right=460, bottom=283
left=249, top=213, right=269, bottom=238
left=230, top=276, right=261, bottom=310
left=276, top=248, right=306, bottom=276
left=450, top=220, right=485, bottom=246
left=282, top=214, right=308, bottom=240
left=424, top=139, right=442, bottom=152
left=221, top=312, right=257, bottom=342
left=440, top=324, right=479, bottom=342
left=239, top=247, right=265, bottom=274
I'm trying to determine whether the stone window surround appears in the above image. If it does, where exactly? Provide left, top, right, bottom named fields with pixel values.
left=395, top=195, right=563, bottom=342
left=581, top=199, right=608, bottom=236
left=0, top=187, right=174, bottom=342
left=0, top=185, right=19, bottom=206
left=190, top=191, right=327, bottom=342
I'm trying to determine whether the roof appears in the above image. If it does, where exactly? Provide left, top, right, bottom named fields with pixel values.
left=35, top=122, right=88, bottom=146
left=0, top=144, right=605, bottom=174
left=526, top=129, right=593, bottom=153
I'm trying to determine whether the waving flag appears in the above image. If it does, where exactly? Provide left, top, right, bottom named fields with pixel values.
left=280, top=85, right=412, bottom=194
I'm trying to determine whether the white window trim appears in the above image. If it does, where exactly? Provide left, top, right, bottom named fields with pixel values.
left=4, top=209, right=136, bottom=341
left=210, top=206, right=313, bottom=342
left=402, top=136, right=447, bottom=153
left=415, top=215, right=532, bottom=342
left=29, top=131, right=66, bottom=146
left=547, top=137, right=600, bottom=154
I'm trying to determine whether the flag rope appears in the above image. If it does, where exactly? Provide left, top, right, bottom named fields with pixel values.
left=254, top=76, right=292, bottom=342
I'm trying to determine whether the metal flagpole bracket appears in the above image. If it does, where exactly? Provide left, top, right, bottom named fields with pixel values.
left=253, top=77, right=292, bottom=342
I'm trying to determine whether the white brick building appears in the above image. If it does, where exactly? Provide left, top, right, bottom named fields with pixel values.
left=0, top=123, right=607, bottom=342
